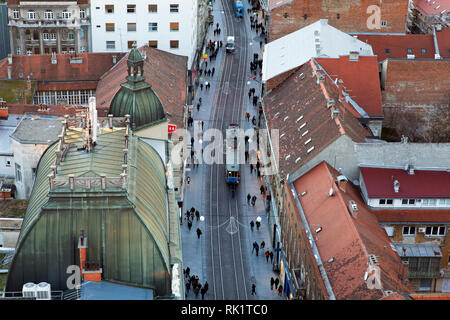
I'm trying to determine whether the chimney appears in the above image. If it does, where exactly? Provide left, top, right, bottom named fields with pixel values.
left=7, top=54, right=12, bottom=65
left=401, top=260, right=409, bottom=284
left=407, top=164, right=414, bottom=175
left=7, top=66, right=11, bottom=79
left=51, top=52, right=57, bottom=64
left=349, top=51, right=359, bottom=61
left=112, top=55, right=117, bottom=64
left=326, top=98, right=335, bottom=109
left=336, top=175, right=348, bottom=192
left=348, top=200, right=359, bottom=218
left=331, top=107, right=340, bottom=119
left=394, top=180, right=400, bottom=193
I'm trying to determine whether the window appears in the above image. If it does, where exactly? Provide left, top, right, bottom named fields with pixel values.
left=16, top=47, right=22, bottom=55
left=13, top=9, right=19, bottom=19
left=105, top=5, right=114, bottom=14
left=419, top=278, right=432, bottom=291
left=80, top=9, right=86, bottom=19
left=62, top=10, right=71, bottom=19
left=105, top=23, right=115, bottom=32
left=51, top=33, right=56, bottom=40
left=170, top=22, right=179, bottom=31
left=15, top=163, right=22, bottom=182
left=336, top=13, right=340, bottom=19
left=439, top=199, right=446, bottom=205
left=43, top=33, right=49, bottom=40
left=148, top=40, right=158, bottom=48
left=148, top=22, right=158, bottom=31
left=170, top=4, right=179, bottom=12
left=402, top=226, right=416, bottom=236
left=407, top=48, right=413, bottom=54
left=402, top=199, right=408, bottom=205
left=379, top=199, right=386, bottom=205
left=381, top=20, right=387, bottom=26
left=27, top=10, right=36, bottom=20
left=80, top=28, right=85, bottom=39
left=127, top=23, right=136, bottom=32
left=170, top=40, right=179, bottom=48
left=386, top=199, right=393, bottom=205
left=6, top=160, right=11, bottom=167
left=127, top=41, right=135, bottom=49
left=106, top=41, right=115, bottom=49
left=409, top=199, right=415, bottom=205
left=68, top=33, right=74, bottom=40
left=127, top=4, right=136, bottom=13
left=44, top=10, right=53, bottom=20
left=425, top=226, right=445, bottom=237
left=385, top=48, right=390, bottom=54
left=148, top=4, right=157, bottom=12
left=423, top=199, right=436, bottom=206
left=421, top=48, right=426, bottom=54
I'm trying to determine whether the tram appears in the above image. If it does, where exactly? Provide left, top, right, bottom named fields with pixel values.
left=235, top=0, right=244, bottom=17
left=225, top=123, right=241, bottom=185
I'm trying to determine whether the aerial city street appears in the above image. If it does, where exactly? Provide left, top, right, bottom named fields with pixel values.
left=0, top=0, right=449, bottom=304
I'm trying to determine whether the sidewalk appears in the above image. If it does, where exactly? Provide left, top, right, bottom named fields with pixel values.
left=180, top=0, right=283, bottom=300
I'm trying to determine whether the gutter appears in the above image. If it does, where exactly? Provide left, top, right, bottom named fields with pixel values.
left=289, top=180, right=336, bottom=300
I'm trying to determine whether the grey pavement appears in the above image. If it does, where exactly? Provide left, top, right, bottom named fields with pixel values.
left=181, top=0, right=283, bottom=300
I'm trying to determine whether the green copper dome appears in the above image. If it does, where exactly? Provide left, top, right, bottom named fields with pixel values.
left=109, top=44, right=166, bottom=129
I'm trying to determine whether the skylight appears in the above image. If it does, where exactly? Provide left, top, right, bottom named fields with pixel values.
left=304, top=138, right=312, bottom=145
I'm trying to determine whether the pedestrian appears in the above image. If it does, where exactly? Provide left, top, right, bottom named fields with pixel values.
left=194, top=284, right=200, bottom=297
left=255, top=244, right=259, bottom=256
left=220, top=40, right=223, bottom=47
left=216, top=22, right=219, bottom=29
left=260, top=185, right=265, bottom=194
left=204, top=281, right=209, bottom=293
left=188, top=220, right=192, bottom=230
left=186, top=210, right=190, bottom=221
left=185, top=266, right=190, bottom=278
left=201, top=121, right=204, bottom=130
left=260, top=40, right=262, bottom=48
left=186, top=281, right=191, bottom=293
left=274, top=278, right=279, bottom=289
left=205, top=61, right=208, bottom=69
left=200, top=83, right=203, bottom=91
left=250, top=163, right=254, bottom=174
left=247, top=193, right=251, bottom=204
left=251, top=283, right=256, bottom=295
left=252, top=116, right=256, bottom=126
left=265, top=250, right=269, bottom=262
left=261, top=240, right=265, bottom=249
left=196, top=228, right=202, bottom=239
left=212, top=67, right=215, bottom=76
left=187, top=176, right=191, bottom=185
left=218, top=28, right=221, bottom=35
left=245, top=112, right=250, bottom=122
left=252, top=195, right=257, bottom=206
left=269, top=251, right=274, bottom=263
left=190, top=207, right=195, bottom=214
left=252, top=241, right=257, bottom=253
left=256, top=220, right=260, bottom=230
left=191, top=211, right=194, bottom=220
left=257, top=168, right=261, bottom=178
left=253, top=96, right=257, bottom=106
left=248, top=89, right=252, bottom=99
left=197, top=103, right=200, bottom=111
left=199, top=97, right=202, bottom=105
left=201, top=287, right=206, bottom=299
left=250, top=220, right=254, bottom=231
left=207, top=69, right=211, bottom=77
left=278, top=285, right=283, bottom=296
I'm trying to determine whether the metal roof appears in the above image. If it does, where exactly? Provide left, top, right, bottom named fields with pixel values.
left=10, top=117, right=62, bottom=144
left=394, top=243, right=442, bottom=258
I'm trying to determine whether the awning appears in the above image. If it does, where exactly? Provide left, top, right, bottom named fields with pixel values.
left=394, top=243, right=442, bottom=258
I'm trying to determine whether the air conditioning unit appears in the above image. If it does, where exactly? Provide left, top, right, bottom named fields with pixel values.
left=36, top=282, right=51, bottom=300
left=418, top=227, right=426, bottom=233
left=22, top=282, right=37, bottom=299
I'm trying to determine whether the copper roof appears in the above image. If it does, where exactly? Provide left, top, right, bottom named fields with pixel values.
left=291, top=161, right=412, bottom=299
left=263, top=59, right=372, bottom=177
left=95, top=46, right=187, bottom=129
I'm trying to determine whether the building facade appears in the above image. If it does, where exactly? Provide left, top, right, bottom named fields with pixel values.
left=0, top=2, right=11, bottom=60
left=90, top=0, right=198, bottom=69
left=6, top=0, right=91, bottom=55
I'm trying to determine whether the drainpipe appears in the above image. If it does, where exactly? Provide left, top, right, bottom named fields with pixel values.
left=432, top=25, right=440, bottom=59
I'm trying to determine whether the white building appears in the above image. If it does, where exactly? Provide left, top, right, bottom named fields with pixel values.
left=262, top=19, right=374, bottom=84
left=90, top=0, right=198, bottom=69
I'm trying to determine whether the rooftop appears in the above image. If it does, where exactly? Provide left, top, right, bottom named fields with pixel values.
left=315, top=55, right=383, bottom=117
left=10, top=117, right=62, bottom=144
left=80, top=281, right=154, bottom=300
left=350, top=33, right=436, bottom=62
left=360, top=166, right=450, bottom=198
left=263, top=59, right=372, bottom=177
left=436, top=27, right=450, bottom=58
left=415, top=0, right=450, bottom=16
left=262, top=19, right=373, bottom=82
left=374, top=209, right=450, bottom=223
left=96, top=46, right=187, bottom=129
left=291, top=161, right=412, bottom=299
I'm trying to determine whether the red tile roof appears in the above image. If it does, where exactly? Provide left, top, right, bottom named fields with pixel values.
left=360, top=166, right=450, bottom=198
left=436, top=28, right=450, bottom=59
left=315, top=56, right=383, bottom=117
left=0, top=52, right=125, bottom=82
left=5, top=103, right=84, bottom=116
left=411, top=293, right=450, bottom=300
left=379, top=292, right=407, bottom=300
left=291, top=161, right=412, bottom=299
left=37, top=81, right=98, bottom=91
left=351, top=34, right=436, bottom=62
left=95, top=46, right=188, bottom=129
left=373, top=209, right=450, bottom=223
left=415, top=0, right=450, bottom=15
left=263, top=59, right=372, bottom=177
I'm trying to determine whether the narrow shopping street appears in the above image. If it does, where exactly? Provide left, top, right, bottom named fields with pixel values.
left=181, top=0, right=284, bottom=300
